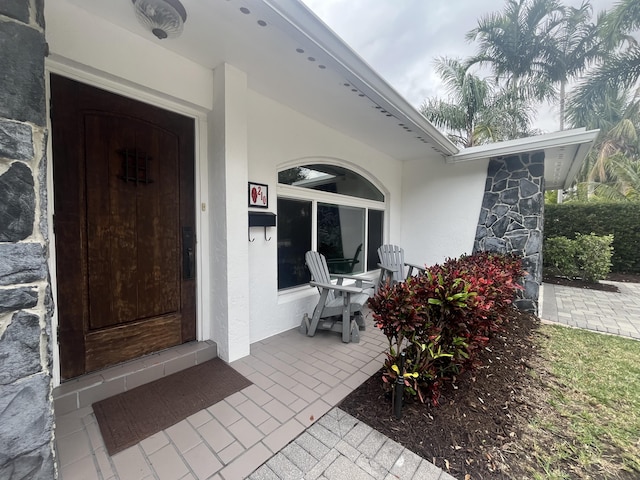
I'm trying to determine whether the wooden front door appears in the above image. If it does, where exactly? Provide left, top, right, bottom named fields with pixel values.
left=51, top=75, right=196, bottom=380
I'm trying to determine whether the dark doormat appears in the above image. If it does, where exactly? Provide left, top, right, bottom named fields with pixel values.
left=93, top=358, right=252, bottom=456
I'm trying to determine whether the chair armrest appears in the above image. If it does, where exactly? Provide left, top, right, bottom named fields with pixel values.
left=405, top=262, right=426, bottom=272
left=331, top=273, right=371, bottom=281
left=331, top=274, right=375, bottom=289
left=377, top=263, right=399, bottom=274
left=310, top=280, right=364, bottom=295
left=405, top=262, right=426, bottom=278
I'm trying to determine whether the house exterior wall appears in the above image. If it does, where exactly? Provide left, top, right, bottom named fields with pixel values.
left=473, top=152, right=545, bottom=313
left=45, top=2, right=223, bottom=361
left=45, top=0, right=213, bottom=110
left=245, top=91, right=410, bottom=343
left=0, top=1, right=56, bottom=478
left=400, top=157, right=489, bottom=266
left=39, top=0, right=547, bottom=368
left=42, top=0, right=422, bottom=359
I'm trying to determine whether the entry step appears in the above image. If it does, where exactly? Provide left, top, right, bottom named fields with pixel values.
left=53, top=340, right=217, bottom=416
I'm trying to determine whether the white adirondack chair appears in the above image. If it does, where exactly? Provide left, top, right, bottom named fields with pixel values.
left=377, top=244, right=426, bottom=291
left=300, top=251, right=373, bottom=343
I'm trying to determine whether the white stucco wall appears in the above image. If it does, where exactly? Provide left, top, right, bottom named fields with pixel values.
left=45, top=0, right=213, bottom=110
left=246, top=91, right=412, bottom=343
left=401, top=158, right=489, bottom=268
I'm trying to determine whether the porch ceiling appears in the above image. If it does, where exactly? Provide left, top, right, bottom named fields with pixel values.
left=62, top=0, right=458, bottom=161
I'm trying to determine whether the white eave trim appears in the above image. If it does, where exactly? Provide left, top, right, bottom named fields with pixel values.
left=447, top=128, right=599, bottom=164
left=564, top=141, right=593, bottom=189
left=263, top=0, right=459, bottom=156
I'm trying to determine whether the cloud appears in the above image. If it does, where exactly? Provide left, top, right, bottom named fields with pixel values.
left=301, top=0, right=618, bottom=130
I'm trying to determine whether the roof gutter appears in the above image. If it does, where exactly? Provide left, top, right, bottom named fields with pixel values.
left=263, top=0, right=459, bottom=156
left=448, top=128, right=599, bottom=163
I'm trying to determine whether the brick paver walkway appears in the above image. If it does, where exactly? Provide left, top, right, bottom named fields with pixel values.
left=249, top=408, right=454, bottom=480
left=55, top=281, right=639, bottom=480
left=55, top=318, right=455, bottom=480
left=541, top=280, right=640, bottom=340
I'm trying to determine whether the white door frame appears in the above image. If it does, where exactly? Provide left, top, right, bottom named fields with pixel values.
left=45, top=58, right=212, bottom=386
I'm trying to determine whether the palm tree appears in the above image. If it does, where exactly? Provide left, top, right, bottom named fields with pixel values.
left=588, top=93, right=639, bottom=185
left=569, top=0, right=640, bottom=119
left=473, top=89, right=540, bottom=141
left=569, top=47, right=640, bottom=119
left=466, top=0, right=564, bottom=103
left=420, top=57, right=490, bottom=147
left=599, top=0, right=640, bottom=49
left=567, top=84, right=640, bottom=200
left=548, top=2, right=601, bottom=129
left=420, top=57, right=536, bottom=147
left=592, top=154, right=640, bottom=201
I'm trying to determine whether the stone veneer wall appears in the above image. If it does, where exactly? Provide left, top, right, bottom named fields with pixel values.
left=473, top=152, right=545, bottom=313
left=0, top=1, right=56, bottom=478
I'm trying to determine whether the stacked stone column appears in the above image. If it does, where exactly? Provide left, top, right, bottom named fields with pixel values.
left=473, top=152, right=545, bottom=314
left=0, top=1, right=56, bottom=478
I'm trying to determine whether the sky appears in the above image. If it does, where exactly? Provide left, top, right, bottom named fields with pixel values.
left=299, top=0, right=617, bottom=133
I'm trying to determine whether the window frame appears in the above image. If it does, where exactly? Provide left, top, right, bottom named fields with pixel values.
left=277, top=171, right=386, bottom=293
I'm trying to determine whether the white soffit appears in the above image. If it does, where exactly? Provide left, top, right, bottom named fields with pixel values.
left=448, top=128, right=600, bottom=190
left=60, top=0, right=458, bottom=161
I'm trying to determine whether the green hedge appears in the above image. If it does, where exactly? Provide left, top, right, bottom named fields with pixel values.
left=545, top=203, right=640, bottom=273
left=544, top=234, right=614, bottom=282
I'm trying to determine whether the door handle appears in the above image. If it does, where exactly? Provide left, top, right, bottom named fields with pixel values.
left=182, top=227, right=195, bottom=280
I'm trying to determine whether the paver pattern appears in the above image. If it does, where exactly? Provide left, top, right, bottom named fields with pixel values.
left=55, top=282, right=638, bottom=480
left=55, top=320, right=456, bottom=479
left=541, top=280, right=640, bottom=340
left=249, top=408, right=454, bottom=480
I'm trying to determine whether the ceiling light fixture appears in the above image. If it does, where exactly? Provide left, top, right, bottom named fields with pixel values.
left=132, top=0, right=187, bottom=40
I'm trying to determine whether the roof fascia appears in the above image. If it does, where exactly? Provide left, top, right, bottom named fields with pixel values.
left=564, top=141, right=593, bottom=189
left=263, top=0, right=459, bottom=156
left=448, top=128, right=599, bottom=164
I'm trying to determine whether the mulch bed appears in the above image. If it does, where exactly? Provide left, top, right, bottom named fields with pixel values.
left=543, top=275, right=620, bottom=292
left=340, top=311, right=544, bottom=479
left=543, top=273, right=640, bottom=292
left=340, top=274, right=640, bottom=479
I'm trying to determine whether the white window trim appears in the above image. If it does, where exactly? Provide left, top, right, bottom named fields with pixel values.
left=276, top=179, right=386, bottom=293
left=277, top=184, right=386, bottom=211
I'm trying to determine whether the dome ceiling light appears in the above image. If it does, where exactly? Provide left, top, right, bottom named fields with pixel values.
left=131, top=0, right=187, bottom=40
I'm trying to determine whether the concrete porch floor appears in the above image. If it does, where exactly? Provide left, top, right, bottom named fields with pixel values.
left=53, top=314, right=455, bottom=480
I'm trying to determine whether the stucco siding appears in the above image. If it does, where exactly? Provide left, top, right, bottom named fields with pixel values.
left=401, top=157, right=489, bottom=268
left=45, top=0, right=213, bottom=110
left=246, top=91, right=403, bottom=343
left=41, top=0, right=489, bottom=359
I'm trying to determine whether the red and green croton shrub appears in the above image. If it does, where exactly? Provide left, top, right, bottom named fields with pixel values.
left=368, top=252, right=525, bottom=405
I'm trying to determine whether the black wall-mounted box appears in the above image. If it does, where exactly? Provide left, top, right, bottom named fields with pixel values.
left=249, top=211, right=277, bottom=227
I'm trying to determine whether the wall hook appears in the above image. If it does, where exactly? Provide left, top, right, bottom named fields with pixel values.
left=248, top=211, right=276, bottom=243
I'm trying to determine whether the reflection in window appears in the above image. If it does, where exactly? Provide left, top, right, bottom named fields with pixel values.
left=278, top=164, right=385, bottom=289
left=277, top=198, right=312, bottom=289
left=367, top=210, right=384, bottom=271
left=278, top=165, right=384, bottom=202
left=318, top=204, right=365, bottom=274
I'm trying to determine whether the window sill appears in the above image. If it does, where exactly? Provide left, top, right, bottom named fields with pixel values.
left=277, top=285, right=316, bottom=304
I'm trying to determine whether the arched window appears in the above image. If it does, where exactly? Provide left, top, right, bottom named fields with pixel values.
left=277, top=164, right=385, bottom=290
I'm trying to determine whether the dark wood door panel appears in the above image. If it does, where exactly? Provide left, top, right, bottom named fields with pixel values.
left=51, top=74, right=196, bottom=379
left=85, top=114, right=181, bottom=328
left=85, top=314, right=182, bottom=373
